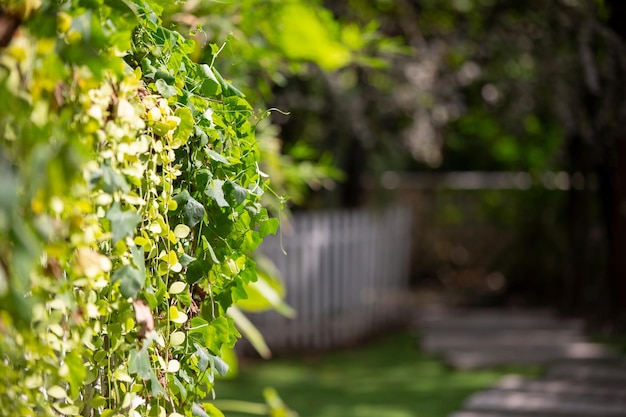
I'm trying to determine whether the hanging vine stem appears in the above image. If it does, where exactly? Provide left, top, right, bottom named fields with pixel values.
left=0, top=1, right=283, bottom=416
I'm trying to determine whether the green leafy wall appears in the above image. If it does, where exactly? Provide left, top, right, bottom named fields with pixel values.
left=0, top=1, right=280, bottom=415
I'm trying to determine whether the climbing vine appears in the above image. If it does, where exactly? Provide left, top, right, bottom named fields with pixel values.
left=0, top=1, right=278, bottom=416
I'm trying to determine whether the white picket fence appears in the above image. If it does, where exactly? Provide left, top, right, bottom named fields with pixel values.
left=241, top=204, right=412, bottom=354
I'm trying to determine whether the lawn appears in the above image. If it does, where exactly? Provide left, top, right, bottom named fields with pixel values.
left=213, top=332, right=540, bottom=417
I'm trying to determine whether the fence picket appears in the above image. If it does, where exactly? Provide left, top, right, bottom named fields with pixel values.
left=239, top=204, right=412, bottom=354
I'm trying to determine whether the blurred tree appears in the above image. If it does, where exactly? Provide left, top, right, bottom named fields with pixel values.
left=429, top=0, right=625, bottom=323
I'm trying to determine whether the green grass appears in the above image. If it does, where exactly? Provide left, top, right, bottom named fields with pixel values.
left=213, top=332, right=541, bottom=417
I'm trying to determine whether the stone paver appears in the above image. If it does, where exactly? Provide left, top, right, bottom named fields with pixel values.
left=546, top=360, right=626, bottom=383
left=415, top=308, right=615, bottom=369
left=414, top=308, right=625, bottom=417
left=463, top=388, right=626, bottom=416
left=443, top=343, right=615, bottom=369
left=495, top=374, right=626, bottom=399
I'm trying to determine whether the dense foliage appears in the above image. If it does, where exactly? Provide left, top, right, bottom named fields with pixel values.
left=0, top=1, right=283, bottom=415
left=160, top=0, right=401, bottom=210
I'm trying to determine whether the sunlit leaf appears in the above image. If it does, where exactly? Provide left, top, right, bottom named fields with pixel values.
left=236, top=273, right=295, bottom=318
left=53, top=403, right=80, bottom=416
left=170, top=331, right=186, bottom=346
left=258, top=218, right=279, bottom=238
left=205, top=179, right=229, bottom=208
left=201, top=403, right=225, bottom=417
left=227, top=307, right=271, bottom=359
left=167, top=359, right=180, bottom=373
left=173, top=224, right=191, bottom=239
left=169, top=281, right=186, bottom=294
left=47, top=385, right=67, bottom=399
left=174, top=107, right=194, bottom=144
left=65, top=351, right=86, bottom=398
left=199, top=64, right=222, bottom=96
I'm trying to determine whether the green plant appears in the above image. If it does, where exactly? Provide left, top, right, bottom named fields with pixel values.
left=0, top=1, right=283, bottom=416
left=163, top=0, right=400, bottom=210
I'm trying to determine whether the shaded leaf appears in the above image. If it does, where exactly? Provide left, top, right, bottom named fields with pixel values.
left=150, top=372, right=168, bottom=399
left=189, top=317, right=210, bottom=348
left=194, top=343, right=210, bottom=372
left=128, top=348, right=152, bottom=380
left=179, top=253, right=196, bottom=267
left=186, top=260, right=206, bottom=285
left=208, top=353, right=229, bottom=377
left=195, top=169, right=211, bottom=192
left=106, top=202, right=140, bottom=243
left=173, top=190, right=206, bottom=227
left=213, top=67, right=245, bottom=98
left=172, top=375, right=187, bottom=401
left=202, top=236, right=220, bottom=264
left=192, top=403, right=210, bottom=417
left=206, top=149, right=230, bottom=165
left=102, top=165, right=129, bottom=193
left=155, top=78, right=177, bottom=98
left=224, top=180, right=248, bottom=205
left=131, top=245, right=146, bottom=276
left=172, top=190, right=191, bottom=212
left=112, top=265, right=144, bottom=298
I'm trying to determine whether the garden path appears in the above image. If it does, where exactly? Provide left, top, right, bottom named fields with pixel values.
left=414, top=307, right=626, bottom=417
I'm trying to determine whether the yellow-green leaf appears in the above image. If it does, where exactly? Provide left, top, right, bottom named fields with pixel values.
left=167, top=359, right=180, bottom=373
left=169, top=306, right=188, bottom=324
left=47, top=385, right=67, bottom=399
left=168, top=281, right=186, bottom=294
left=174, top=107, right=194, bottom=144
left=170, top=331, right=186, bottom=346
left=53, top=403, right=80, bottom=416
left=173, top=224, right=190, bottom=239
